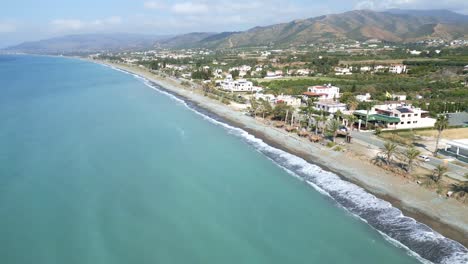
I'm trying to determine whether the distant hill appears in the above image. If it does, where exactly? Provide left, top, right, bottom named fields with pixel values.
left=4, top=9, right=468, bottom=54
left=157, top=32, right=218, bottom=49
left=3, top=33, right=171, bottom=54
left=159, top=9, right=468, bottom=49
left=385, top=9, right=468, bottom=23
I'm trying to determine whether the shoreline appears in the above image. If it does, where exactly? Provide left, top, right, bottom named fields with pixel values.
left=92, top=60, right=468, bottom=249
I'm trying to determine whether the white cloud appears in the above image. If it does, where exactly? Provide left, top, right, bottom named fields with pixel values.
left=354, top=0, right=468, bottom=11
left=50, top=16, right=122, bottom=32
left=50, top=19, right=84, bottom=31
left=172, top=2, right=209, bottom=14
left=144, top=1, right=165, bottom=9
left=0, top=22, right=16, bottom=33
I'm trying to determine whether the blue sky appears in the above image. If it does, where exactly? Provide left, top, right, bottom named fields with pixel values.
left=1, top=0, right=468, bottom=47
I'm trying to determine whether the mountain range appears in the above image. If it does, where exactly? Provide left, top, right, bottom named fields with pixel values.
left=2, top=33, right=169, bottom=54
left=162, top=9, right=468, bottom=49
left=3, top=9, right=468, bottom=54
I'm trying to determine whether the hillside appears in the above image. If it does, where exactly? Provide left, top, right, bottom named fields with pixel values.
left=3, top=33, right=170, bottom=54
left=161, top=9, right=468, bottom=49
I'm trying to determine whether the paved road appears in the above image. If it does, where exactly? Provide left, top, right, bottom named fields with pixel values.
left=350, top=130, right=468, bottom=181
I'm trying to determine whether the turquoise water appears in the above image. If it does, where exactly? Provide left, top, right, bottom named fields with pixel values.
left=0, top=55, right=457, bottom=263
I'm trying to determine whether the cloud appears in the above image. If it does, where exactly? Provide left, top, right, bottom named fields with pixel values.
left=0, top=22, right=16, bottom=33
left=354, top=0, right=468, bottom=12
left=50, top=16, right=122, bottom=32
left=50, top=19, right=84, bottom=31
left=172, top=2, right=209, bottom=14
left=144, top=1, right=165, bottom=9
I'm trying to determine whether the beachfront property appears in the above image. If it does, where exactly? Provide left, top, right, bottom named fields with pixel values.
left=276, top=94, right=302, bottom=108
left=389, top=64, right=407, bottom=74
left=444, top=139, right=468, bottom=162
left=315, top=100, right=347, bottom=113
left=254, top=93, right=301, bottom=107
left=354, top=103, right=436, bottom=130
left=303, top=84, right=341, bottom=100
left=218, top=79, right=262, bottom=92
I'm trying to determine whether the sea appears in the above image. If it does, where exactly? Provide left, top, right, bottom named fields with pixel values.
left=0, top=55, right=466, bottom=264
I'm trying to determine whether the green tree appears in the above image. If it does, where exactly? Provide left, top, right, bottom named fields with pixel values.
left=326, top=119, right=341, bottom=143
left=300, top=97, right=317, bottom=129
left=272, top=103, right=293, bottom=121
left=449, top=173, right=468, bottom=198
left=430, top=165, right=448, bottom=183
left=260, top=99, right=273, bottom=119
left=405, top=146, right=421, bottom=173
left=382, top=142, right=398, bottom=165
left=434, top=115, right=449, bottom=155
left=250, top=98, right=259, bottom=117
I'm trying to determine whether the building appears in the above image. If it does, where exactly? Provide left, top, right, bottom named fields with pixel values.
left=303, top=84, right=340, bottom=100
left=355, top=103, right=436, bottom=130
left=444, top=139, right=468, bottom=162
left=219, top=79, right=261, bottom=92
left=314, top=101, right=347, bottom=113
left=276, top=95, right=302, bottom=108
left=389, top=64, right=407, bottom=74
left=334, top=67, right=352, bottom=75
left=356, top=93, right=371, bottom=102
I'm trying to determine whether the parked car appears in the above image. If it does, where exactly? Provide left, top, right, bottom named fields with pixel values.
left=419, top=155, right=430, bottom=162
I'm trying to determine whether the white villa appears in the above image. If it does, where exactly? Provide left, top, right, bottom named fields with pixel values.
left=356, top=93, right=372, bottom=102
left=219, top=79, right=262, bottom=92
left=276, top=95, right=302, bottom=108
left=334, top=67, right=352, bottom=75
left=356, top=103, right=436, bottom=130
left=315, top=101, right=347, bottom=113
left=389, top=64, right=407, bottom=74
left=303, top=84, right=340, bottom=100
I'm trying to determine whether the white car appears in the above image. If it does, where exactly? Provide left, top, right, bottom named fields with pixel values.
left=419, top=155, right=430, bottom=162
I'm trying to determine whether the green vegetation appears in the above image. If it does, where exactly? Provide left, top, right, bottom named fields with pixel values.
left=434, top=115, right=449, bottom=155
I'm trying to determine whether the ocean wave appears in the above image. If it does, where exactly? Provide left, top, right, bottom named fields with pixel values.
left=107, top=63, right=468, bottom=264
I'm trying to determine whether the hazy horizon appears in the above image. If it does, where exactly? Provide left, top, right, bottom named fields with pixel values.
left=1, top=0, right=468, bottom=48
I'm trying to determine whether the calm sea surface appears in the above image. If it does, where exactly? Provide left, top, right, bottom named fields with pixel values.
left=0, top=55, right=463, bottom=264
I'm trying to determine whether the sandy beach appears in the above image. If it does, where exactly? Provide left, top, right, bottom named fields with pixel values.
left=93, top=60, right=468, bottom=247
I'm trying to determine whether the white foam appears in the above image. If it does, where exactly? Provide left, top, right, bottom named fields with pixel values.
left=105, top=64, right=468, bottom=264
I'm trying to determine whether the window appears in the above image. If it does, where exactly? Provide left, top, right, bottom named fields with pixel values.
left=413, top=121, right=418, bottom=123
left=395, top=114, right=399, bottom=117
left=401, top=115, right=405, bottom=117
left=408, top=114, right=412, bottom=117
left=401, top=122, right=404, bottom=124
left=407, top=121, right=411, bottom=124
left=414, top=114, right=419, bottom=116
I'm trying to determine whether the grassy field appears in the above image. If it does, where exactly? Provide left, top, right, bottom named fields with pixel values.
left=415, top=128, right=468, bottom=140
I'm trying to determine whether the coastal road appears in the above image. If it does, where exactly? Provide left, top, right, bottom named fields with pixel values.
left=350, top=130, right=468, bottom=182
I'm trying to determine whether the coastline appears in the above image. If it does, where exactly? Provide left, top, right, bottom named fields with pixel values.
left=91, top=60, right=468, bottom=248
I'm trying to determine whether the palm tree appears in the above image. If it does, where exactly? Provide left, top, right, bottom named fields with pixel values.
left=345, top=115, right=357, bottom=131
left=434, top=115, right=449, bottom=156
left=300, top=97, right=317, bottom=129
left=250, top=98, right=259, bottom=117
left=326, top=119, right=341, bottom=143
left=430, top=165, right=448, bottom=183
left=382, top=142, right=397, bottom=165
left=405, top=146, right=421, bottom=173
left=450, top=173, right=468, bottom=198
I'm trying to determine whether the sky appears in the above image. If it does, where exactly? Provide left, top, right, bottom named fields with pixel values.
left=1, top=0, right=468, bottom=48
